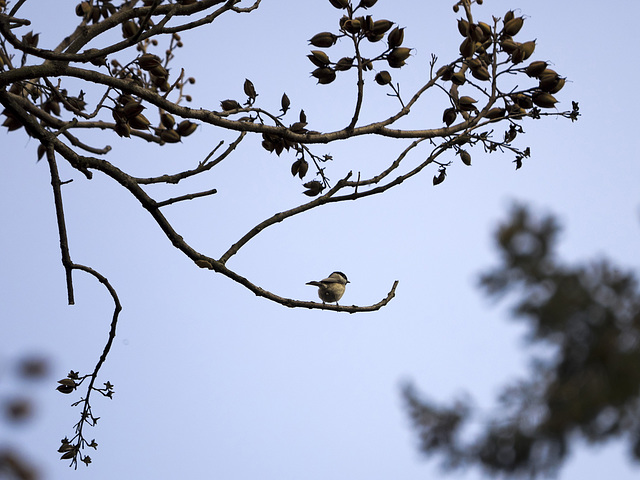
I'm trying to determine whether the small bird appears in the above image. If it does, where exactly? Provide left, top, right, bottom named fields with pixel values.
left=306, top=271, right=350, bottom=304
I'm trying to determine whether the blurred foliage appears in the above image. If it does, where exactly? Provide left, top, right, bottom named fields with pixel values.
left=404, top=204, right=640, bottom=478
left=0, top=355, right=49, bottom=480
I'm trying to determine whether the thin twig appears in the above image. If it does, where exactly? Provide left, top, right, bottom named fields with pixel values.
left=45, top=144, right=75, bottom=305
left=155, top=188, right=218, bottom=208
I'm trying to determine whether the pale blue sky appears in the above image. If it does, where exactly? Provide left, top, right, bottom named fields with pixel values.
left=1, top=1, right=639, bottom=479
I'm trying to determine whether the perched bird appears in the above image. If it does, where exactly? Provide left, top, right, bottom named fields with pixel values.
left=306, top=271, right=350, bottom=304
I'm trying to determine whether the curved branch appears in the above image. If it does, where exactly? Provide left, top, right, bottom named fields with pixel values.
left=219, top=172, right=353, bottom=264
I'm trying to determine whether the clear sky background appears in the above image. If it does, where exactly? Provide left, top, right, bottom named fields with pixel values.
left=1, top=1, right=639, bottom=479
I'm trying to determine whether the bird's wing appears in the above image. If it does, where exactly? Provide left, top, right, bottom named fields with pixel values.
left=320, top=276, right=340, bottom=283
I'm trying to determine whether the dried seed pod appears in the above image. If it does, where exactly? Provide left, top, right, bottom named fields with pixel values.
left=281, top=93, right=290, bottom=113
left=21, top=31, right=39, bottom=48
left=467, top=58, right=482, bottom=69
left=361, top=16, right=376, bottom=32
left=303, top=180, right=324, bottom=196
left=289, top=121, right=308, bottom=132
left=220, top=99, right=241, bottom=111
left=538, top=69, right=560, bottom=92
left=91, top=5, right=101, bottom=23
left=309, top=32, right=338, bottom=48
left=548, top=77, right=565, bottom=94
left=503, top=17, right=524, bottom=36
left=342, top=18, right=362, bottom=34
left=504, top=10, right=515, bottom=24
left=160, top=129, right=181, bottom=143
left=525, top=60, right=547, bottom=78
left=451, top=71, right=466, bottom=85
left=161, top=113, right=176, bottom=129
left=512, top=93, right=533, bottom=109
left=311, top=67, right=336, bottom=84
left=75, top=1, right=91, bottom=17
left=471, top=66, right=490, bottom=81
left=36, top=144, right=46, bottom=161
left=459, top=36, right=476, bottom=58
left=291, top=158, right=309, bottom=178
left=57, top=384, right=75, bottom=394
left=129, top=113, right=151, bottom=130
left=511, top=46, right=525, bottom=64
left=520, top=40, right=535, bottom=60
left=365, top=32, right=385, bottom=43
left=374, top=70, right=392, bottom=85
left=387, top=27, right=404, bottom=48
left=335, top=57, right=354, bottom=71
left=243, top=78, right=257, bottom=99
left=122, top=101, right=145, bottom=118
left=433, top=168, right=446, bottom=186
left=149, top=64, right=168, bottom=78
left=469, top=24, right=485, bottom=42
left=532, top=92, right=558, bottom=108
left=437, top=65, right=454, bottom=81
left=328, top=0, right=349, bottom=9
left=458, top=96, right=478, bottom=111
left=372, top=19, right=394, bottom=35
left=508, top=104, right=526, bottom=119
left=297, top=159, right=309, bottom=178
left=459, top=150, right=472, bottom=166
left=478, top=22, right=492, bottom=38
left=387, top=47, right=411, bottom=68
left=44, top=100, right=61, bottom=116
left=58, top=378, right=77, bottom=388
left=308, top=50, right=331, bottom=67
left=457, top=18, right=469, bottom=37
left=485, top=107, right=506, bottom=119
left=500, top=37, right=518, bottom=54
left=115, top=121, right=131, bottom=138
left=122, top=20, right=139, bottom=38
left=152, top=76, right=171, bottom=92
left=443, top=107, right=457, bottom=126
left=176, top=120, right=197, bottom=136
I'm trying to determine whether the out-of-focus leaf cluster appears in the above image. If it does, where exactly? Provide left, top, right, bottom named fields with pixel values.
left=404, top=205, right=640, bottom=478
